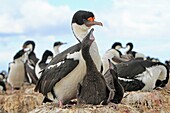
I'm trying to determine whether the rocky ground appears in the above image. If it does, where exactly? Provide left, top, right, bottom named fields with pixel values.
left=0, top=81, right=170, bottom=113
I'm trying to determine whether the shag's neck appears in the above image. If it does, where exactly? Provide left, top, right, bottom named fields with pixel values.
left=72, top=23, right=90, bottom=42
left=53, top=46, right=60, bottom=55
left=72, top=23, right=102, bottom=71
left=40, top=55, right=49, bottom=64
left=126, top=45, right=132, bottom=53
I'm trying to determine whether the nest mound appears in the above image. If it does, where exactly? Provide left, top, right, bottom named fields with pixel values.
left=122, top=89, right=170, bottom=113
left=0, top=84, right=43, bottom=113
left=1, top=82, right=170, bottom=113
left=29, top=103, right=139, bottom=113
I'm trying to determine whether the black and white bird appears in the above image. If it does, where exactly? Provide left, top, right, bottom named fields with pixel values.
left=125, top=42, right=145, bottom=60
left=53, top=41, right=67, bottom=56
left=77, top=29, right=110, bottom=105
left=34, top=10, right=103, bottom=106
left=23, top=40, right=39, bottom=84
left=116, top=60, right=169, bottom=91
left=102, top=42, right=130, bottom=74
left=7, top=49, right=26, bottom=90
left=35, top=50, right=53, bottom=79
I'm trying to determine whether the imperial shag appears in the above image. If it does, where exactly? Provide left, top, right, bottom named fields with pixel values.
left=34, top=10, right=103, bottom=107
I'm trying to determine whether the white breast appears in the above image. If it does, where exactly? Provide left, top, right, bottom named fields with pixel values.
left=7, top=59, right=25, bottom=88
left=51, top=51, right=86, bottom=103
left=35, top=60, right=42, bottom=79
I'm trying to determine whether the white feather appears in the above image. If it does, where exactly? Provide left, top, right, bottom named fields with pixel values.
left=118, top=77, right=134, bottom=82
left=136, top=65, right=166, bottom=91
left=72, top=23, right=89, bottom=42
left=66, top=51, right=81, bottom=60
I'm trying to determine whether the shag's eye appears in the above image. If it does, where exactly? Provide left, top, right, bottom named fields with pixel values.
left=87, top=17, right=95, bottom=22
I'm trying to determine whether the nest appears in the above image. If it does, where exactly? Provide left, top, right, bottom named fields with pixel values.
left=1, top=82, right=170, bottom=113
left=29, top=103, right=139, bottom=113
left=0, top=84, right=43, bottom=113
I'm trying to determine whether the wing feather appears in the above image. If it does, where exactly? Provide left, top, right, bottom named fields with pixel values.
left=34, top=43, right=81, bottom=96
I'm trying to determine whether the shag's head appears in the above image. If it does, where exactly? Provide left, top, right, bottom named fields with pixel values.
left=53, top=41, right=67, bottom=48
left=22, top=40, right=35, bottom=52
left=41, top=50, right=53, bottom=63
left=72, top=10, right=103, bottom=42
left=126, top=42, right=133, bottom=48
left=111, top=42, right=123, bottom=50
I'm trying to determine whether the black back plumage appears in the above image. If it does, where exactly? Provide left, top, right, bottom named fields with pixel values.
left=119, top=79, right=145, bottom=91
left=116, top=60, right=169, bottom=91
left=116, top=60, right=168, bottom=79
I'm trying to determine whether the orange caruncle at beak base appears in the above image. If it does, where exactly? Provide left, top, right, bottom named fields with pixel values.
left=87, top=17, right=95, bottom=22
left=84, top=17, right=103, bottom=27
